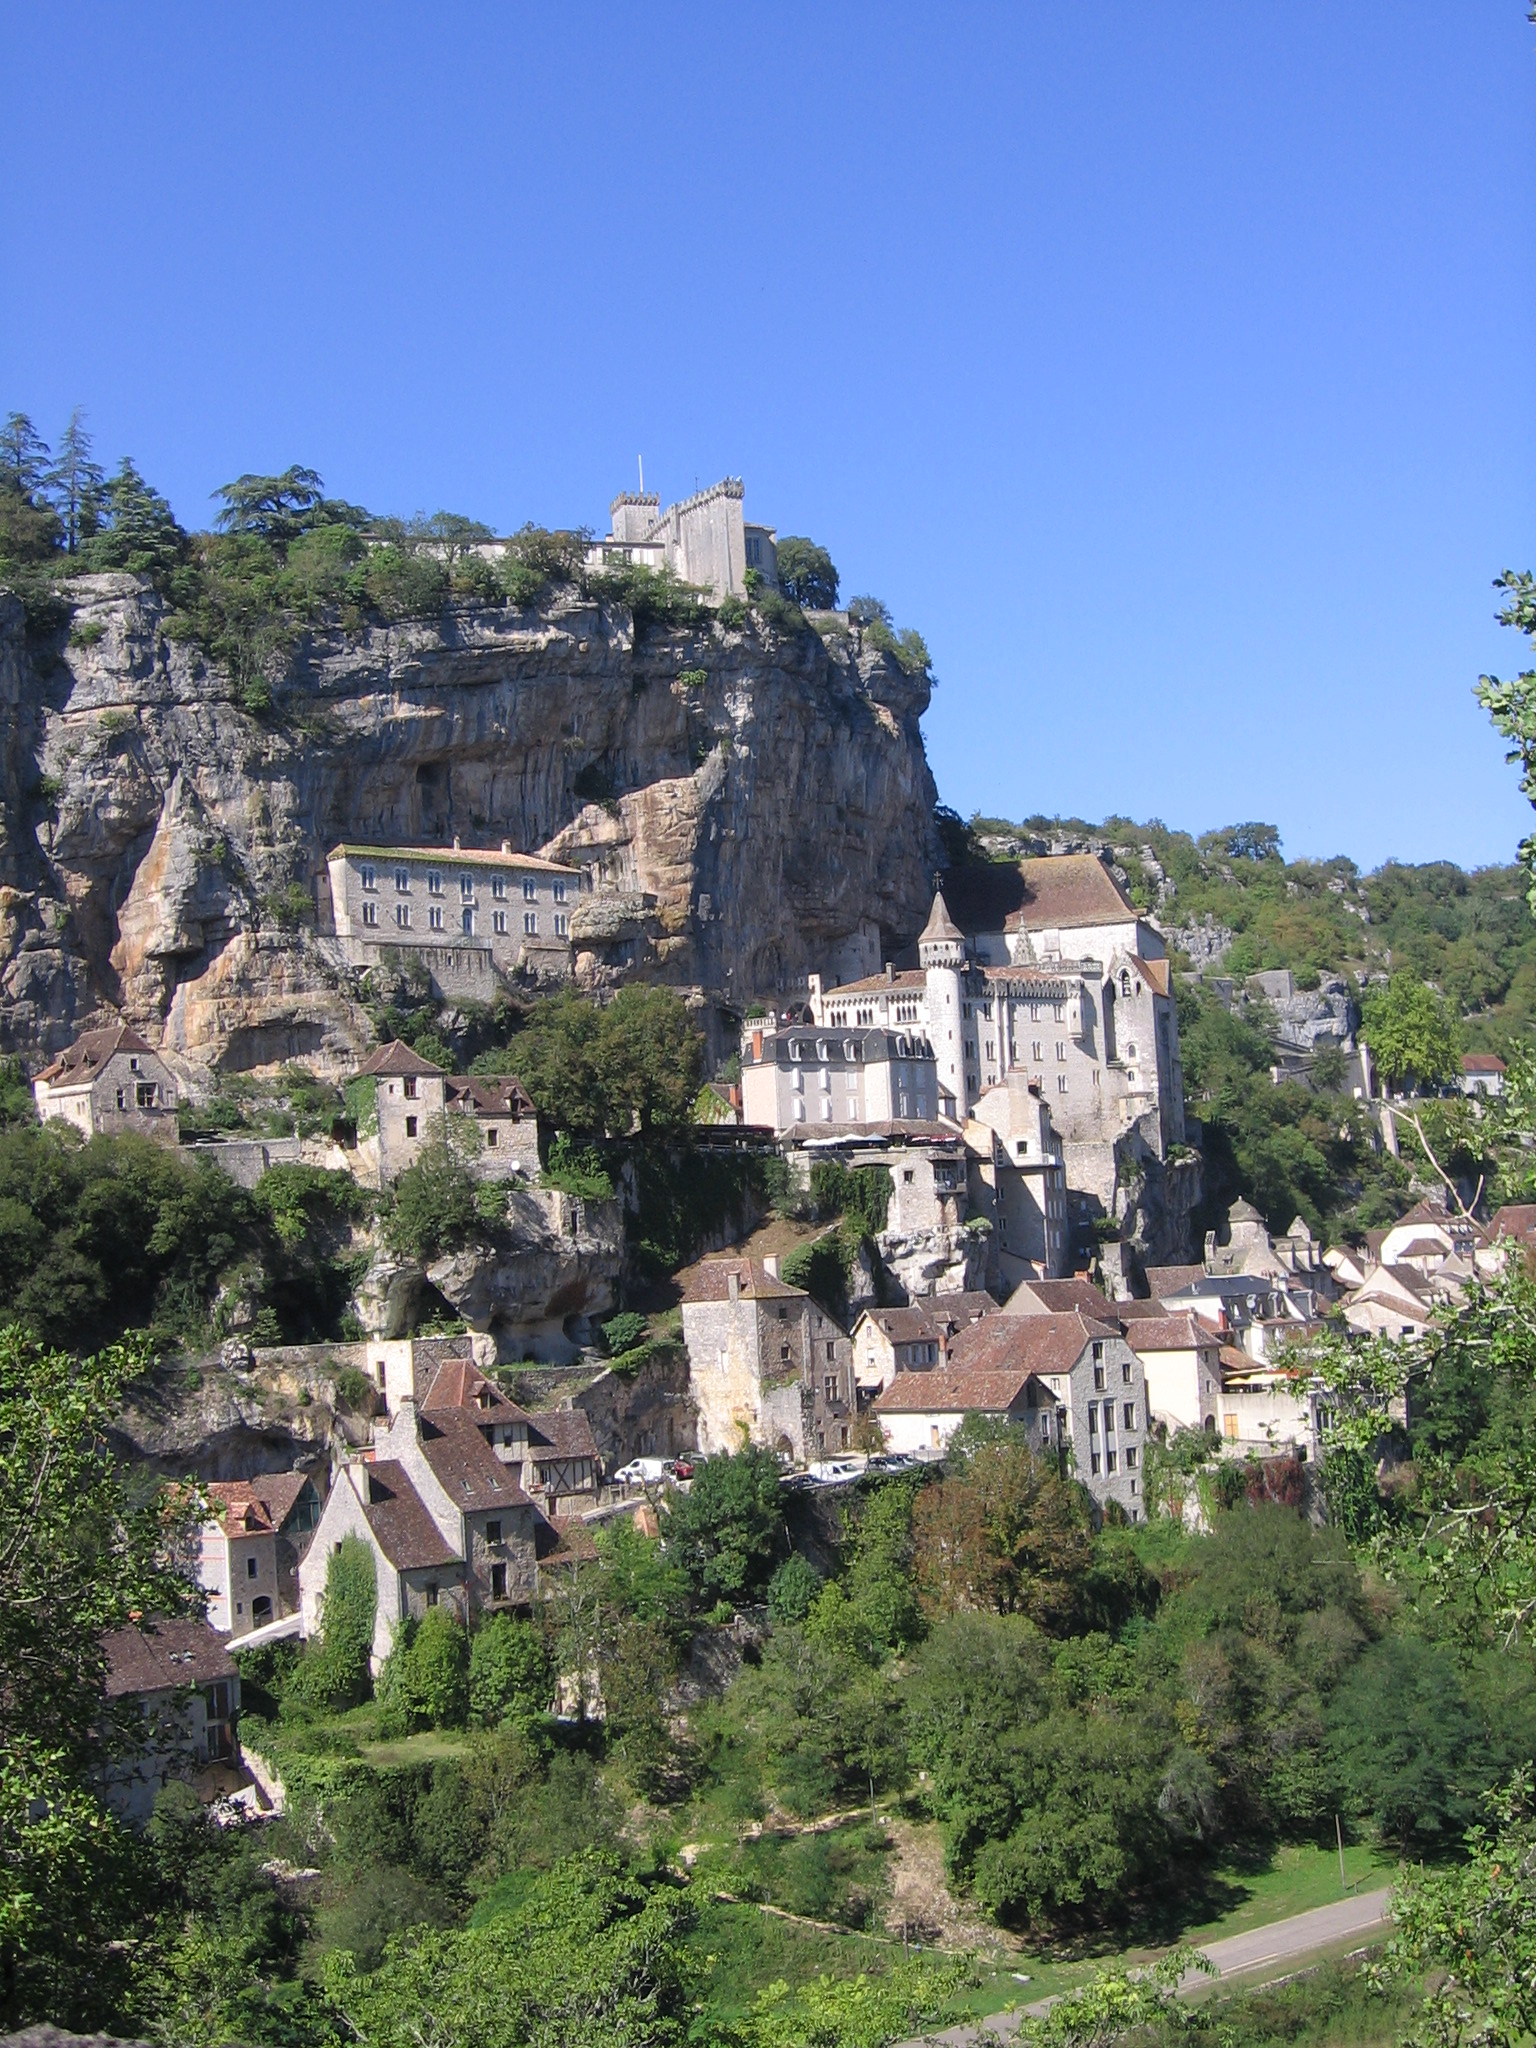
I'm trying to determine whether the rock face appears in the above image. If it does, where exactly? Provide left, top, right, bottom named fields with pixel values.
left=875, top=1223, right=988, bottom=1302
left=0, top=577, right=941, bottom=1071
left=353, top=1187, right=625, bottom=1361
left=107, top=1348, right=372, bottom=1480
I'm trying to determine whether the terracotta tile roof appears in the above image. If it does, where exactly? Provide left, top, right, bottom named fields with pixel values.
left=1146, top=1264, right=1206, bottom=1300
left=1114, top=1297, right=1179, bottom=1321
left=938, top=865, right=1031, bottom=935
left=1491, top=1204, right=1536, bottom=1241
left=681, top=1256, right=806, bottom=1303
left=1003, top=855, right=1137, bottom=933
left=419, top=1411, right=531, bottom=1511
left=330, top=840, right=580, bottom=875
left=858, top=1306, right=947, bottom=1344
left=445, top=1074, right=536, bottom=1118
left=359, top=1461, right=460, bottom=1570
left=1462, top=1052, right=1506, bottom=1074
left=1136, top=957, right=1171, bottom=997
left=537, top=1512, right=600, bottom=1565
left=1004, top=1277, right=1116, bottom=1320
left=205, top=1472, right=313, bottom=1535
left=819, top=968, right=928, bottom=996
left=104, top=1617, right=237, bottom=1698
left=356, top=1040, right=447, bottom=1079
left=421, top=1358, right=524, bottom=1419
left=873, top=1365, right=1057, bottom=1414
left=1124, top=1313, right=1217, bottom=1354
left=34, top=1021, right=160, bottom=1087
left=948, top=1310, right=1116, bottom=1380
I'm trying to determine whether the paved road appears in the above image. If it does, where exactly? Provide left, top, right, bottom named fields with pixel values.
left=911, top=1886, right=1394, bottom=2046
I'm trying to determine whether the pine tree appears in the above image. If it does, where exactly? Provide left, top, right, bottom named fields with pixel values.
left=46, top=409, right=105, bottom=555
left=0, top=412, right=51, bottom=495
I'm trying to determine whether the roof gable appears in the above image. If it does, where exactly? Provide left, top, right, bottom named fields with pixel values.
left=357, top=1040, right=448, bottom=1079
left=681, top=1257, right=807, bottom=1303
left=35, top=1021, right=161, bottom=1086
left=359, top=1461, right=460, bottom=1569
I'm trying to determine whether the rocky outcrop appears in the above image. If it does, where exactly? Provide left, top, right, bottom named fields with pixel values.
left=353, top=1187, right=625, bottom=1361
left=1109, top=1134, right=1204, bottom=1275
left=875, top=1223, right=988, bottom=1301
left=0, top=577, right=941, bottom=1070
left=108, top=1348, right=370, bottom=1480
left=570, top=1344, right=697, bottom=1463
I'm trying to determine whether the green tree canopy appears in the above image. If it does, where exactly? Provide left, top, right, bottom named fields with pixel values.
left=1477, top=568, right=1536, bottom=912
left=81, top=458, right=186, bottom=579
left=506, top=985, right=703, bottom=1137
left=774, top=536, right=839, bottom=610
left=1360, top=971, right=1461, bottom=1089
left=660, top=1446, right=785, bottom=1608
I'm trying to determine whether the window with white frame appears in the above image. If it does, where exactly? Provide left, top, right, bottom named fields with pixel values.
left=524, top=911, right=537, bottom=935
left=523, top=878, right=536, bottom=901
left=492, top=875, right=506, bottom=900
left=429, top=906, right=443, bottom=931
left=360, top=863, right=376, bottom=891
left=363, top=901, right=378, bottom=927
left=493, top=910, right=507, bottom=935
left=460, top=874, right=473, bottom=900
left=553, top=879, right=566, bottom=902
left=396, top=904, right=410, bottom=928
left=553, top=912, right=569, bottom=937
left=428, top=871, right=442, bottom=895
left=395, top=867, right=410, bottom=892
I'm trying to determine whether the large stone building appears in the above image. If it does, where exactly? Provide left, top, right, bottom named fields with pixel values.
left=326, top=839, right=585, bottom=997
left=587, top=477, right=778, bottom=599
left=680, top=1255, right=856, bottom=1462
left=872, top=1309, right=1150, bottom=1519
left=32, top=1022, right=179, bottom=1142
left=808, top=860, right=1186, bottom=1241
left=351, top=1039, right=540, bottom=1187
left=100, top=1619, right=241, bottom=1825
left=740, top=1017, right=946, bottom=1130
left=198, top=1474, right=323, bottom=1640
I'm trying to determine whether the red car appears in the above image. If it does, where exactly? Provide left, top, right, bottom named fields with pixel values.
left=666, top=1459, right=694, bottom=1480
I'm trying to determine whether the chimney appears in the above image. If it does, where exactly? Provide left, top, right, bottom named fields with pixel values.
left=501, top=839, right=512, bottom=855
left=885, top=962, right=894, bottom=983
left=728, top=1270, right=740, bottom=1304
left=763, top=1254, right=780, bottom=1280
left=453, top=835, right=461, bottom=850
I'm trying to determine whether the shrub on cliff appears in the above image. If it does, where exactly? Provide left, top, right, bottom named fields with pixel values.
left=386, top=1138, right=481, bottom=1262
left=775, top=536, right=839, bottom=610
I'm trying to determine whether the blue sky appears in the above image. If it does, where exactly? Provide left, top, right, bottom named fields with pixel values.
left=2, top=4, right=1532, bottom=870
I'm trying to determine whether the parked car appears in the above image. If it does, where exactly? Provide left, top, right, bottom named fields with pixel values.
left=613, top=1457, right=669, bottom=1487
left=665, top=1459, right=694, bottom=1480
left=806, top=1456, right=866, bottom=1486
left=864, top=1452, right=921, bottom=1475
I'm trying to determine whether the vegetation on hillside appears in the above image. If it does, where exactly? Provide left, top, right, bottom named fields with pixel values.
left=10, top=1282, right=1536, bottom=2041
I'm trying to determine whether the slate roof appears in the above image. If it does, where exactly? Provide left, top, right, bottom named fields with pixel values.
left=35, top=1022, right=161, bottom=1087
left=445, top=1074, right=536, bottom=1118
left=681, top=1257, right=806, bottom=1303
left=948, top=1310, right=1117, bottom=1380
left=356, top=1040, right=447, bottom=1080
left=525, top=1409, right=598, bottom=1461
left=918, top=890, right=965, bottom=946
left=104, top=1617, right=237, bottom=1698
left=331, top=840, right=580, bottom=875
left=359, top=1461, right=460, bottom=1570
left=418, top=1411, right=532, bottom=1511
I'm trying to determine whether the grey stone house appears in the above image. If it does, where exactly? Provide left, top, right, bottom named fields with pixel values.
left=681, top=1255, right=855, bottom=1463
left=32, top=1021, right=179, bottom=1142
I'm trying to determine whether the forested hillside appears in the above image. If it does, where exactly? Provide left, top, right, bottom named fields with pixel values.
left=969, top=814, right=1536, bottom=1050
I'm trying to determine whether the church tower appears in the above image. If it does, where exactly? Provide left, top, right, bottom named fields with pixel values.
left=918, top=888, right=968, bottom=1120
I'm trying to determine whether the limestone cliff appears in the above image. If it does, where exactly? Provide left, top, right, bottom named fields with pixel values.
left=0, top=577, right=940, bottom=1071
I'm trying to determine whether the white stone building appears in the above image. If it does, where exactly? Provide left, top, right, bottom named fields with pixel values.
left=963, top=1071, right=1071, bottom=1284
left=588, top=477, right=778, bottom=599
left=32, top=1022, right=179, bottom=1142
left=740, top=1018, right=946, bottom=1131
left=326, top=839, right=585, bottom=997
left=873, top=1310, right=1150, bottom=1518
left=808, top=862, right=1186, bottom=1243
left=197, top=1475, right=322, bottom=1640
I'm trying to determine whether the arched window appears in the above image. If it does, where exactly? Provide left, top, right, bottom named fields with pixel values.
left=1120, top=969, right=1131, bottom=999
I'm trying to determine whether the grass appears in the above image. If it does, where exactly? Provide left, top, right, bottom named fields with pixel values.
left=358, top=1728, right=474, bottom=1767
left=956, top=1839, right=1404, bottom=2019
left=684, top=1898, right=898, bottom=2020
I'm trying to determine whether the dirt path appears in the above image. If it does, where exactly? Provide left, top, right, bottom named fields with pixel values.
left=883, top=1819, right=1019, bottom=1960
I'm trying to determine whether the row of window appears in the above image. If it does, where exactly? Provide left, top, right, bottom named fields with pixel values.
left=360, top=863, right=567, bottom=904
left=1089, top=1446, right=1137, bottom=1475
left=1087, top=1399, right=1140, bottom=1436
left=363, top=903, right=570, bottom=937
